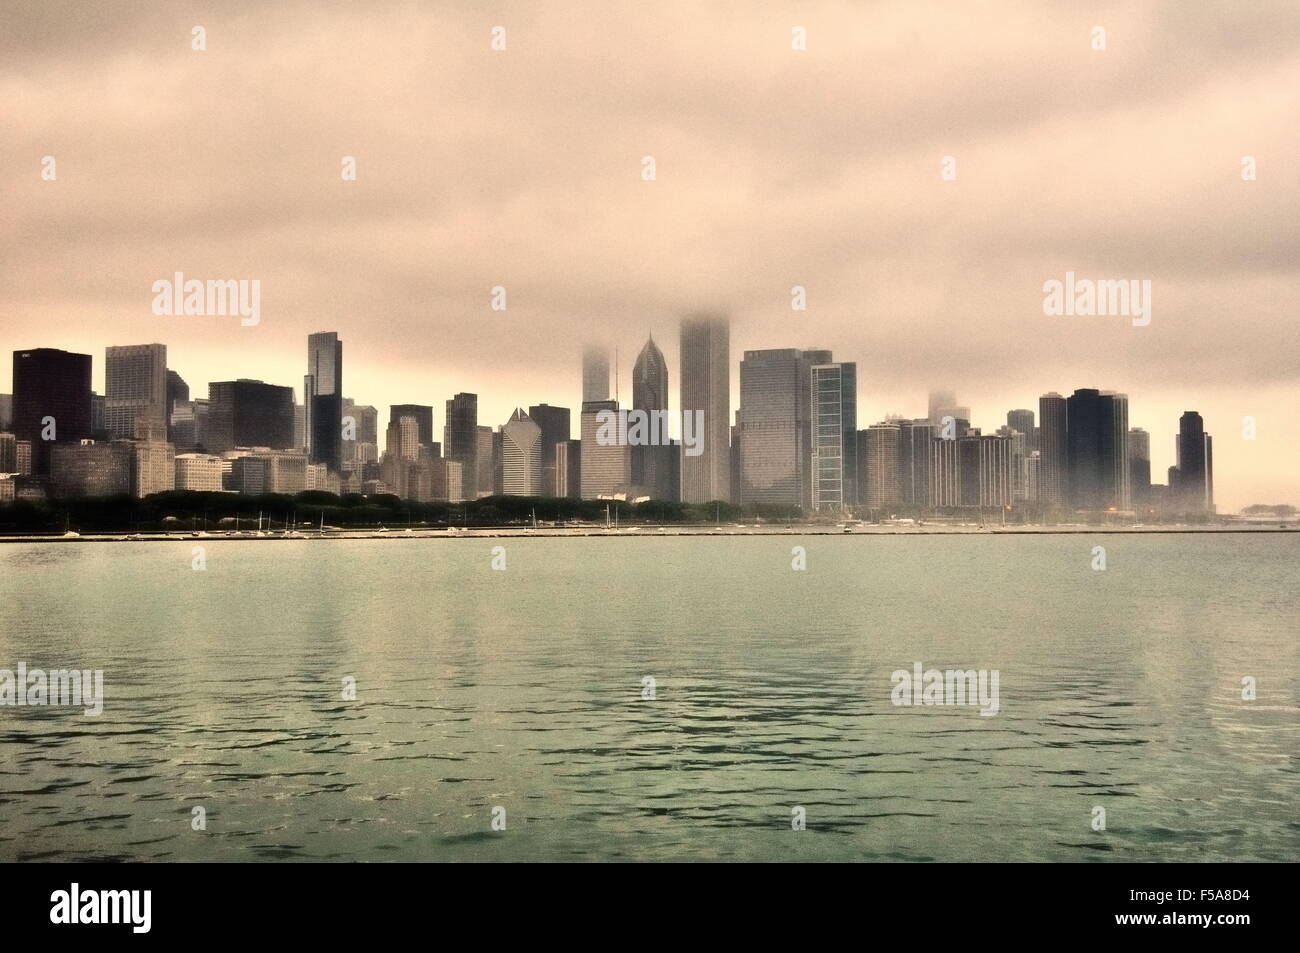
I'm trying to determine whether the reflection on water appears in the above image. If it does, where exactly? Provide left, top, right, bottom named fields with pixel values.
left=0, top=536, right=1296, bottom=862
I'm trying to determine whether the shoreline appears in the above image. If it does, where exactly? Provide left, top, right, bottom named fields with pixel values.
left=1, top=525, right=1293, bottom=542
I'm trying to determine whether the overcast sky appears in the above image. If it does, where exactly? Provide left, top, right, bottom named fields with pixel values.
left=2, top=0, right=1297, bottom=510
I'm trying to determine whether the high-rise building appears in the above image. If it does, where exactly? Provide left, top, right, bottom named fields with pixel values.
left=130, top=423, right=176, bottom=498
left=0, top=432, right=17, bottom=474
left=170, top=399, right=210, bottom=451
left=12, top=348, right=93, bottom=476
left=679, top=315, right=731, bottom=503
left=898, top=419, right=934, bottom=507
left=1172, top=411, right=1213, bottom=513
left=444, top=393, right=479, bottom=498
left=580, top=400, right=630, bottom=498
left=475, top=425, right=494, bottom=498
left=1007, top=409, right=1036, bottom=452
left=1127, top=428, right=1151, bottom=508
left=305, top=331, right=343, bottom=471
left=342, top=400, right=379, bottom=470
left=389, top=404, right=433, bottom=449
left=207, top=380, right=295, bottom=453
left=386, top=415, right=421, bottom=461
left=631, top=336, right=671, bottom=499
left=555, top=439, right=581, bottom=498
left=104, top=343, right=168, bottom=440
left=737, top=348, right=827, bottom=507
left=810, top=362, right=858, bottom=511
left=501, top=409, right=543, bottom=495
left=528, top=403, right=570, bottom=497
left=1065, top=388, right=1129, bottom=510
left=166, top=369, right=189, bottom=440
left=863, top=420, right=902, bottom=509
left=582, top=346, right=611, bottom=404
left=1038, top=392, right=1068, bottom=507
left=995, top=425, right=1029, bottom=502
left=0, top=394, right=11, bottom=431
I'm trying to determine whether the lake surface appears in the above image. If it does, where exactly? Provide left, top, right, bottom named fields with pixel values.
left=1, top=535, right=1296, bottom=862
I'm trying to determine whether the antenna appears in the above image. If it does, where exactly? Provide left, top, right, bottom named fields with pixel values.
left=614, top=347, right=620, bottom=403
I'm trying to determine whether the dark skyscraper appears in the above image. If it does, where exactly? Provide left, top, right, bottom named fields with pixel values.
left=679, top=315, right=730, bottom=503
left=737, top=348, right=829, bottom=508
left=12, top=348, right=93, bottom=475
left=1038, top=392, right=1068, bottom=507
left=1065, top=388, right=1129, bottom=510
left=528, top=403, right=571, bottom=497
left=444, top=393, right=479, bottom=498
left=389, top=404, right=434, bottom=450
left=207, top=379, right=295, bottom=453
left=631, top=335, right=670, bottom=499
left=306, top=331, right=343, bottom=471
left=1173, top=411, right=1213, bottom=513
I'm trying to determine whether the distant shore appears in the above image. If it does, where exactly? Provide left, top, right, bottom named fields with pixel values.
left=1, top=524, right=1293, bottom=542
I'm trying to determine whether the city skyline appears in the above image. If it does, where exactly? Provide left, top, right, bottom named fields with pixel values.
left=0, top=329, right=1226, bottom=518
left=0, top=330, right=1253, bottom=510
left=3, top=3, right=1297, bottom=511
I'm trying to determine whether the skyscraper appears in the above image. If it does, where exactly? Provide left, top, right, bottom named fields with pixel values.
left=679, top=315, right=730, bottom=503
left=12, top=348, right=93, bottom=475
left=1065, top=388, right=1129, bottom=510
left=105, top=343, right=168, bottom=439
left=555, top=439, right=581, bottom=498
left=580, top=399, right=630, bottom=498
left=444, top=393, right=479, bottom=498
left=811, top=362, right=858, bottom=511
left=207, top=380, right=295, bottom=453
left=501, top=409, right=543, bottom=495
left=1173, top=411, right=1213, bottom=513
left=631, top=335, right=671, bottom=499
left=389, top=404, right=434, bottom=450
left=1007, top=408, right=1036, bottom=452
left=1127, top=427, right=1151, bottom=507
left=305, top=331, right=343, bottom=471
left=528, top=403, right=571, bottom=497
left=737, top=347, right=826, bottom=507
left=863, top=420, right=902, bottom=509
left=475, top=425, right=494, bottom=498
left=1038, top=392, right=1068, bottom=507
left=898, top=418, right=934, bottom=507
left=582, top=346, right=611, bottom=403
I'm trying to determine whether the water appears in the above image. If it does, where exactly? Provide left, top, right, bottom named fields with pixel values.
left=1, top=534, right=1296, bottom=862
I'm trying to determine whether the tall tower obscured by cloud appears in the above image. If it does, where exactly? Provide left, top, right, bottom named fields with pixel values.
left=305, top=331, right=343, bottom=472
left=679, top=315, right=730, bottom=503
left=582, top=346, right=610, bottom=404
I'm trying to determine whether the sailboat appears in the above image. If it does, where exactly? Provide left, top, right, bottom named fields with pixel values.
left=62, top=514, right=80, bottom=538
